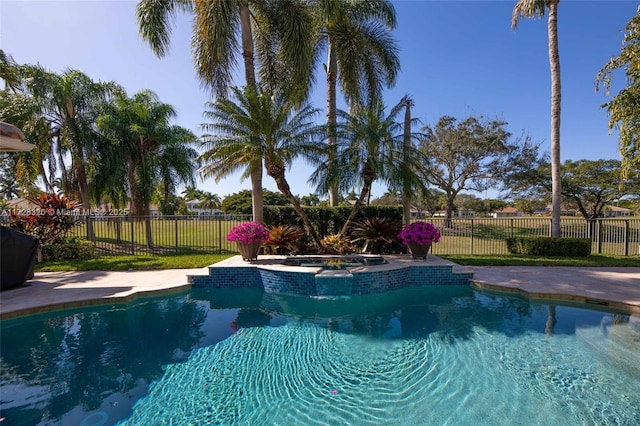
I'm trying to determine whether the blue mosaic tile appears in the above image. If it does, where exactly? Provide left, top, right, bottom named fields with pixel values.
left=188, top=260, right=471, bottom=296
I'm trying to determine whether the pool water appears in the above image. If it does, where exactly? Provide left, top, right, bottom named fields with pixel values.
left=1, top=286, right=639, bottom=425
left=281, top=255, right=386, bottom=269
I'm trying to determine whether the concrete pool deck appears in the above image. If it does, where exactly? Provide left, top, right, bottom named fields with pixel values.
left=1, top=256, right=639, bottom=320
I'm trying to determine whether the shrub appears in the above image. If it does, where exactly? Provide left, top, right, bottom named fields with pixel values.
left=320, top=234, right=354, bottom=254
left=9, top=193, right=81, bottom=244
left=41, top=236, right=96, bottom=261
left=264, top=205, right=403, bottom=237
left=506, top=237, right=591, bottom=257
left=349, top=217, right=404, bottom=254
left=264, top=225, right=306, bottom=254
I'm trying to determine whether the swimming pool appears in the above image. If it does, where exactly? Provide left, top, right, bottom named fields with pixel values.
left=1, top=286, right=639, bottom=425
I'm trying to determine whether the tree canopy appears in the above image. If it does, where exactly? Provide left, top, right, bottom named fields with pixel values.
left=220, top=189, right=289, bottom=215
left=505, top=158, right=640, bottom=220
left=417, top=115, right=540, bottom=223
left=596, top=6, right=640, bottom=176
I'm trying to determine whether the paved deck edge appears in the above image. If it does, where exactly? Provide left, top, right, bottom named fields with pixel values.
left=0, top=284, right=191, bottom=321
left=471, top=280, right=640, bottom=315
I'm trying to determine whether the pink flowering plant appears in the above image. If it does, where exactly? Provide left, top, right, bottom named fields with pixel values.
left=397, top=221, right=441, bottom=246
left=227, top=222, right=270, bottom=244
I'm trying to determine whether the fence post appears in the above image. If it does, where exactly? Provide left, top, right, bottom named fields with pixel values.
left=218, top=218, right=223, bottom=254
left=130, top=219, right=135, bottom=255
left=549, top=219, right=553, bottom=237
left=624, top=220, right=629, bottom=257
left=597, top=219, right=603, bottom=254
left=470, top=219, right=474, bottom=255
left=87, top=216, right=95, bottom=243
left=175, top=217, right=179, bottom=254
left=510, top=218, right=514, bottom=238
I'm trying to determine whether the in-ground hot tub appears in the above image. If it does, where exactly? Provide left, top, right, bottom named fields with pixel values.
left=189, top=255, right=473, bottom=297
left=281, top=255, right=386, bottom=269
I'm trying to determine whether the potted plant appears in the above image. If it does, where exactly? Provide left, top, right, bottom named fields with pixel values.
left=227, top=221, right=270, bottom=261
left=397, top=221, right=441, bottom=259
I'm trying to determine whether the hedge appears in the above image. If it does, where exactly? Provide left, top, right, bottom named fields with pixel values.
left=41, top=236, right=96, bottom=261
left=264, top=205, right=404, bottom=237
left=505, top=237, right=591, bottom=257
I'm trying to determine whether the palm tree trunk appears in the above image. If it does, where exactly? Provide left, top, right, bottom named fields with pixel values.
left=73, top=152, right=94, bottom=241
left=37, top=161, right=53, bottom=193
left=402, top=97, right=413, bottom=225
left=326, top=43, right=339, bottom=206
left=340, top=178, right=373, bottom=236
left=250, top=162, right=264, bottom=223
left=340, top=161, right=375, bottom=236
left=548, top=1, right=562, bottom=238
left=239, top=1, right=256, bottom=88
left=545, top=305, right=556, bottom=334
left=269, top=171, right=322, bottom=247
left=145, top=216, right=154, bottom=249
left=239, top=0, right=264, bottom=223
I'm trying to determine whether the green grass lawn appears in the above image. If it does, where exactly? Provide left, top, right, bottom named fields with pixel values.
left=33, top=252, right=639, bottom=272
left=34, top=253, right=235, bottom=272
left=441, top=254, right=640, bottom=267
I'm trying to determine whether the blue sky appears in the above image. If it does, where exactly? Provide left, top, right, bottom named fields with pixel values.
left=1, top=0, right=637, bottom=200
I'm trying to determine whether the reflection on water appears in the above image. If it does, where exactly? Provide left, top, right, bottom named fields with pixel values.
left=1, top=286, right=639, bottom=425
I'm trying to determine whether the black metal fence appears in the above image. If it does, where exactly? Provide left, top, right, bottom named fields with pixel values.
left=424, top=217, right=640, bottom=256
left=3, top=214, right=639, bottom=256
left=67, top=214, right=254, bottom=256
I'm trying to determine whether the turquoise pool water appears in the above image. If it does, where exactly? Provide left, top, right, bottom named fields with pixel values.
left=1, top=286, right=639, bottom=425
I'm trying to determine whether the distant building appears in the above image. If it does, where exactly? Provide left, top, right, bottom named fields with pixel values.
left=540, top=204, right=579, bottom=217
left=185, top=199, right=223, bottom=216
left=603, top=205, right=632, bottom=217
left=489, top=207, right=521, bottom=218
left=432, top=209, right=476, bottom=218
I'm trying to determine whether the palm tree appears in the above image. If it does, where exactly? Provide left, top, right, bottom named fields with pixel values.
left=0, top=84, right=54, bottom=193
left=313, top=0, right=400, bottom=206
left=0, top=50, right=21, bottom=92
left=199, top=85, right=327, bottom=246
left=95, top=89, right=199, bottom=247
left=181, top=186, right=202, bottom=201
left=512, top=0, right=562, bottom=238
left=395, top=95, right=426, bottom=226
left=20, top=67, right=117, bottom=240
left=313, top=97, right=419, bottom=236
left=136, top=0, right=316, bottom=223
left=198, top=192, right=221, bottom=214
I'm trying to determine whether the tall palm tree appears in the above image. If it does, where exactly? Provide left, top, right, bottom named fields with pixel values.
left=20, top=67, right=117, bottom=240
left=313, top=0, right=400, bottom=206
left=95, top=89, right=199, bottom=247
left=512, top=0, right=562, bottom=238
left=199, top=85, right=327, bottom=246
left=313, top=97, right=419, bottom=236
left=395, top=95, right=426, bottom=226
left=136, top=0, right=316, bottom=223
left=0, top=86, right=53, bottom=193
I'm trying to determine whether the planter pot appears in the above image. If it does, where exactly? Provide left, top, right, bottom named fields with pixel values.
left=407, top=242, right=432, bottom=259
left=236, top=241, right=263, bottom=261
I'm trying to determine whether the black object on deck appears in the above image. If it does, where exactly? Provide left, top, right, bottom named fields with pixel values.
left=1, top=227, right=39, bottom=289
